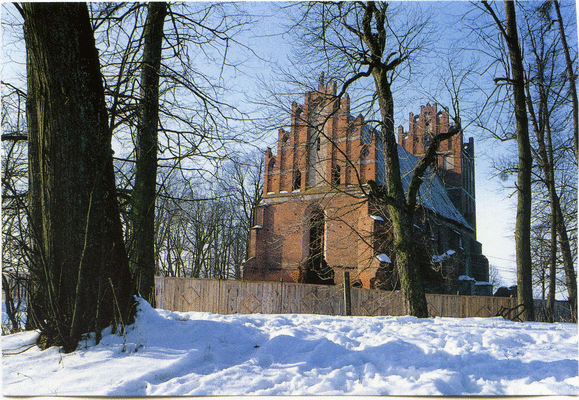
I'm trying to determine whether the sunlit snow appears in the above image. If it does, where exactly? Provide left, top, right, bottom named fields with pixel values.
left=2, top=298, right=577, bottom=396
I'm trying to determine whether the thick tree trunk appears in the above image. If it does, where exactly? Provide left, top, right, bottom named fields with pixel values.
left=23, top=2, right=134, bottom=352
left=349, top=2, right=431, bottom=318
left=129, top=2, right=167, bottom=305
left=373, top=68, right=429, bottom=318
left=502, top=0, right=535, bottom=321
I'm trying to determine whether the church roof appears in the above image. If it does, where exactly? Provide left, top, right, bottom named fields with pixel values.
left=388, top=145, right=473, bottom=231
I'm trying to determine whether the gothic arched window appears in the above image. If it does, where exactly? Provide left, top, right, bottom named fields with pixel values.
left=266, top=158, right=276, bottom=191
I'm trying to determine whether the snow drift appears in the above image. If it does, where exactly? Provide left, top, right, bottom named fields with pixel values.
left=2, top=298, right=577, bottom=396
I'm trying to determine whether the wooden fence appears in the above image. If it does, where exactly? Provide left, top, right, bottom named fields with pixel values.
left=155, top=277, right=518, bottom=319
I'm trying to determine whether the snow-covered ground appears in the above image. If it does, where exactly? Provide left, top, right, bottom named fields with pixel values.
left=2, top=298, right=578, bottom=396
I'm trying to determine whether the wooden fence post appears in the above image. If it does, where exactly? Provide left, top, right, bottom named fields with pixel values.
left=343, top=271, right=351, bottom=316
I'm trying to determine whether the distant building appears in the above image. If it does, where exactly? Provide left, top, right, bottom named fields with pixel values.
left=244, top=81, right=488, bottom=293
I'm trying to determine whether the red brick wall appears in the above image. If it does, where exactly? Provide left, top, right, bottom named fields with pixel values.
left=244, top=189, right=382, bottom=287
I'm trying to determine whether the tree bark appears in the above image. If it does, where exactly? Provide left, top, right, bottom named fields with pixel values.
left=530, top=82, right=578, bottom=318
left=504, top=0, right=534, bottom=321
left=129, top=2, right=167, bottom=305
left=23, top=2, right=134, bottom=352
left=373, top=71, right=428, bottom=317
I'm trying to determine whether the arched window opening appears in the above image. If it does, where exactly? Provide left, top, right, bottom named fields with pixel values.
left=307, top=132, right=321, bottom=188
left=293, top=170, right=301, bottom=191
left=309, top=209, right=324, bottom=264
left=266, top=158, right=276, bottom=191
left=413, top=135, right=419, bottom=151
left=302, top=206, right=334, bottom=285
left=294, top=109, right=303, bottom=126
left=360, top=146, right=369, bottom=184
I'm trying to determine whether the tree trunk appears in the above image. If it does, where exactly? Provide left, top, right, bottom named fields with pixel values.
left=525, top=54, right=557, bottom=322
left=524, top=0, right=577, bottom=320
left=351, top=2, right=431, bottom=318
left=372, top=67, right=429, bottom=318
left=23, top=2, right=134, bottom=352
left=129, top=2, right=167, bottom=305
left=499, top=0, right=535, bottom=321
left=554, top=193, right=578, bottom=319
left=552, top=1, right=579, bottom=319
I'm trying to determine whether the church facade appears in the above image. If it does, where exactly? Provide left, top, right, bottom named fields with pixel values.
left=243, top=81, right=489, bottom=294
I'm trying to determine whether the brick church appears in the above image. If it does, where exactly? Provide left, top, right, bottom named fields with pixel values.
left=243, top=81, right=489, bottom=294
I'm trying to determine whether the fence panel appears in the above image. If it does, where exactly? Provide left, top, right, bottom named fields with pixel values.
left=238, top=281, right=265, bottom=314
left=154, top=277, right=527, bottom=320
left=353, top=287, right=404, bottom=316
left=181, top=278, right=208, bottom=313
left=262, top=281, right=283, bottom=314
left=280, top=282, right=298, bottom=313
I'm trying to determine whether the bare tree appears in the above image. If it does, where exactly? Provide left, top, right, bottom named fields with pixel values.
left=217, top=152, right=264, bottom=275
left=482, top=0, right=534, bottom=321
left=20, top=3, right=134, bottom=352
left=129, top=2, right=167, bottom=305
left=90, top=2, right=256, bottom=288
left=1, top=82, right=29, bottom=333
left=522, top=1, right=577, bottom=320
left=153, top=151, right=263, bottom=281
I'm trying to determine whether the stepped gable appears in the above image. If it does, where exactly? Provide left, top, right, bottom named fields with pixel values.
left=245, top=82, right=488, bottom=291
